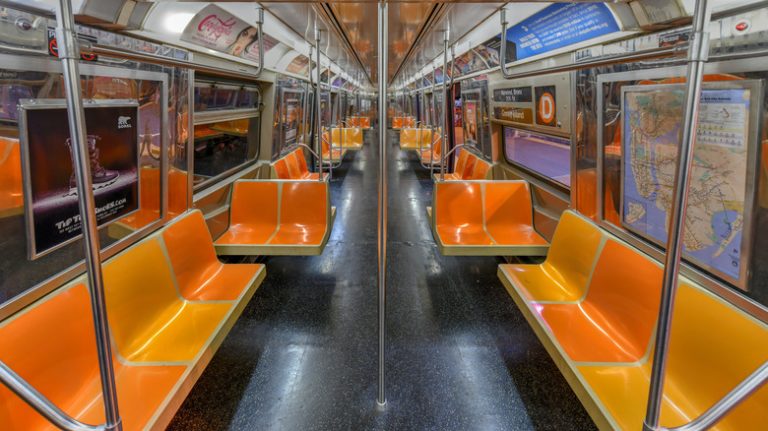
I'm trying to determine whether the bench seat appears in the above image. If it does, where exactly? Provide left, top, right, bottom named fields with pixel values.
left=0, top=283, right=186, bottom=431
left=163, top=211, right=264, bottom=301
left=272, top=147, right=329, bottom=180
left=392, top=116, right=414, bottom=129
left=326, top=127, right=363, bottom=150
left=0, top=136, right=23, bottom=217
left=109, top=167, right=189, bottom=238
left=499, top=211, right=604, bottom=302
left=214, top=180, right=336, bottom=256
left=399, top=128, right=433, bottom=151
left=429, top=181, right=548, bottom=256
left=498, top=210, right=768, bottom=430
left=432, top=148, right=492, bottom=181
left=1, top=209, right=265, bottom=430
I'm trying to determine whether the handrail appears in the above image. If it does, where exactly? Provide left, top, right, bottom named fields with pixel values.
left=0, top=361, right=108, bottom=431
left=499, top=8, right=514, bottom=79
left=656, top=361, right=768, bottom=431
left=314, top=23, right=324, bottom=181
left=440, top=28, right=450, bottom=180
left=253, top=5, right=265, bottom=79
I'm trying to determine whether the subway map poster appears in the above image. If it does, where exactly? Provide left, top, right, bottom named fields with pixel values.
left=621, top=82, right=759, bottom=284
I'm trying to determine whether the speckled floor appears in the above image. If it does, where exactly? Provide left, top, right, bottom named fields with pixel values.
left=167, top=131, right=596, bottom=430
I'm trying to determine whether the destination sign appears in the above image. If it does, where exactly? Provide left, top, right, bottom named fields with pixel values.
left=494, top=107, right=533, bottom=124
left=493, top=87, right=532, bottom=103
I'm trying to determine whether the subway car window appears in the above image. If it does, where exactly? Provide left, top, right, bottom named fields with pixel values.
left=193, top=78, right=261, bottom=190
left=503, top=126, right=571, bottom=187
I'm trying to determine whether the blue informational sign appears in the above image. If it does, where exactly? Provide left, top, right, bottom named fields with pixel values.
left=506, top=3, right=620, bottom=61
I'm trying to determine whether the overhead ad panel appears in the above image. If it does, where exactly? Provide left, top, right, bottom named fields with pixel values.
left=181, top=4, right=278, bottom=63
left=505, top=3, right=620, bottom=61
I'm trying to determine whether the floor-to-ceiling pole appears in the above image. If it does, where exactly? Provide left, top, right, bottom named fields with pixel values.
left=55, top=0, right=121, bottom=429
left=315, top=23, right=324, bottom=180
left=376, top=0, right=388, bottom=408
left=642, top=0, right=711, bottom=429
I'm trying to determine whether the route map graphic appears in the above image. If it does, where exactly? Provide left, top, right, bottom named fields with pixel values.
left=621, top=85, right=752, bottom=280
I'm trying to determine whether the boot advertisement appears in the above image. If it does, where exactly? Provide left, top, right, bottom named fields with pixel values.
left=20, top=101, right=139, bottom=259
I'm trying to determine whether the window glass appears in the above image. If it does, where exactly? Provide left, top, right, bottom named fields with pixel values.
left=503, top=126, right=571, bottom=187
left=193, top=81, right=260, bottom=190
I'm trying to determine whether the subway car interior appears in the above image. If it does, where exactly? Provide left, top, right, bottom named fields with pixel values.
left=0, top=0, right=767, bottom=430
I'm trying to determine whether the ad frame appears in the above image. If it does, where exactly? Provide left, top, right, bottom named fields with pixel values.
left=596, top=62, right=766, bottom=297
left=617, top=80, right=762, bottom=290
left=19, top=98, right=142, bottom=260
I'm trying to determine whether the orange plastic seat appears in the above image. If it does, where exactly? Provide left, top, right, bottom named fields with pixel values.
left=109, top=167, right=189, bottom=237
left=321, top=131, right=345, bottom=161
left=215, top=180, right=335, bottom=255
left=162, top=211, right=265, bottom=301
left=499, top=211, right=604, bottom=302
left=484, top=182, right=549, bottom=247
left=434, top=149, right=492, bottom=181
left=469, top=159, right=491, bottom=179
left=216, top=181, right=279, bottom=246
left=269, top=182, right=329, bottom=245
left=0, top=136, right=23, bottom=217
left=534, top=240, right=662, bottom=363
left=272, top=147, right=327, bottom=180
left=434, top=182, right=492, bottom=246
left=578, top=283, right=768, bottom=430
left=0, top=283, right=185, bottom=431
left=420, top=136, right=442, bottom=165
left=103, top=238, right=233, bottom=363
left=399, top=128, right=432, bottom=150
left=431, top=180, right=548, bottom=256
left=273, top=157, right=291, bottom=179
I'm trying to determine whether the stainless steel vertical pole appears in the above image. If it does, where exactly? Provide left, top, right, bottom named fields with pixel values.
left=643, top=1, right=711, bottom=430
left=55, top=0, right=121, bottom=430
left=439, top=29, right=449, bottom=181
left=315, top=23, right=324, bottom=181
left=376, top=0, right=388, bottom=408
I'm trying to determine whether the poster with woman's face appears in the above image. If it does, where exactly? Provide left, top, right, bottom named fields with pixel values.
left=464, top=100, right=478, bottom=143
left=182, top=5, right=278, bottom=62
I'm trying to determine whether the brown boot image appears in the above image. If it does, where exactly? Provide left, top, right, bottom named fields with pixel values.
left=66, top=135, right=119, bottom=189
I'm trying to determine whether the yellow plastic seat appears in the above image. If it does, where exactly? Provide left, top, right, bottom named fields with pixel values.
left=533, top=240, right=663, bottom=363
left=162, top=210, right=266, bottom=301
left=399, top=128, right=432, bottom=151
left=499, top=211, right=604, bottom=302
left=333, top=127, right=363, bottom=150
left=578, top=283, right=768, bottom=430
left=0, top=283, right=186, bottom=431
left=103, top=238, right=232, bottom=363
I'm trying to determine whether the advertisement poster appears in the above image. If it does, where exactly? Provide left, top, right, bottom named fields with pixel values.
left=281, top=90, right=302, bottom=145
left=286, top=54, right=310, bottom=75
left=181, top=4, right=277, bottom=62
left=535, top=85, right=557, bottom=127
left=20, top=102, right=139, bottom=259
left=505, top=3, right=620, bottom=61
left=463, top=96, right=480, bottom=144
